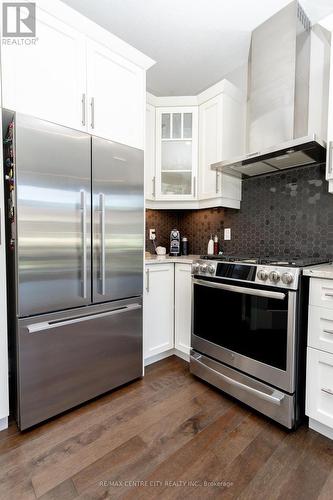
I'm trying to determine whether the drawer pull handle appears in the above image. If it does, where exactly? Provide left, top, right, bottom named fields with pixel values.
left=323, top=329, right=333, bottom=335
left=324, top=292, right=333, bottom=297
left=321, top=387, right=333, bottom=396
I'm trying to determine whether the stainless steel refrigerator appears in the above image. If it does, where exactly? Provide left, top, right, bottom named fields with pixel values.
left=3, top=112, right=144, bottom=430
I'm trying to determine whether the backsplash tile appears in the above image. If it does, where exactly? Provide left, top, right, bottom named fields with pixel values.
left=146, top=164, right=333, bottom=260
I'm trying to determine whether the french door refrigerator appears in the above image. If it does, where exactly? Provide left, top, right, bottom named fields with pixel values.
left=4, top=112, right=144, bottom=430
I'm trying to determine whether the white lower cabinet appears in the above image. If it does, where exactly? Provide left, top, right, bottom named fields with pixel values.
left=306, top=347, right=333, bottom=431
left=175, top=264, right=192, bottom=356
left=306, top=277, right=333, bottom=439
left=144, top=264, right=174, bottom=361
left=144, top=262, right=192, bottom=365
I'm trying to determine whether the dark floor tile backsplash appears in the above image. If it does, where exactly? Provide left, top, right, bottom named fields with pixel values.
left=146, top=163, right=333, bottom=260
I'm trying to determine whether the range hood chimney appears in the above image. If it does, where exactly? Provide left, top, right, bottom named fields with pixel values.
left=212, top=1, right=327, bottom=179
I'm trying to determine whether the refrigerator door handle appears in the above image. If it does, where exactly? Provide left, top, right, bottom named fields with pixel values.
left=26, top=303, right=142, bottom=333
left=99, top=193, right=106, bottom=295
left=80, top=190, right=88, bottom=299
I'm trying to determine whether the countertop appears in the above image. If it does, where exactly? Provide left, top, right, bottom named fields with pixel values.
left=303, top=263, right=333, bottom=279
left=145, top=254, right=200, bottom=265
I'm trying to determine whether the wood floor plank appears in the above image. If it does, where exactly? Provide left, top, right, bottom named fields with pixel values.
left=237, top=425, right=316, bottom=500
left=0, top=358, right=188, bottom=479
left=121, top=406, right=250, bottom=500
left=0, top=357, right=188, bottom=499
left=37, top=479, right=78, bottom=500
left=70, top=386, right=226, bottom=498
left=31, top=377, right=203, bottom=497
left=275, top=431, right=333, bottom=500
left=72, top=392, right=240, bottom=499
left=0, top=357, right=332, bottom=500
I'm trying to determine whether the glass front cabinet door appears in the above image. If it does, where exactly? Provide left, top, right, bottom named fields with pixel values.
left=155, top=107, right=198, bottom=200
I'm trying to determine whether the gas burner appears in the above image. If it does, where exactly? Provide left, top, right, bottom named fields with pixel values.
left=258, top=257, right=328, bottom=268
left=200, top=255, right=259, bottom=263
left=199, top=255, right=328, bottom=268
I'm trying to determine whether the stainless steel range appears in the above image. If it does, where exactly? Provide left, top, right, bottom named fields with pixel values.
left=190, top=255, right=327, bottom=429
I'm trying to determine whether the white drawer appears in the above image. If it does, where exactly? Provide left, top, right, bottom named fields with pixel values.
left=308, top=306, right=333, bottom=355
left=306, top=347, right=333, bottom=429
left=309, top=278, right=333, bottom=310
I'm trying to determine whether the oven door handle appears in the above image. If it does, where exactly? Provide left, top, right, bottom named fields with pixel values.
left=191, top=354, right=285, bottom=406
left=193, top=279, right=286, bottom=300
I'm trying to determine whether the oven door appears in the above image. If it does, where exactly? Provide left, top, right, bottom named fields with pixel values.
left=192, top=278, right=297, bottom=393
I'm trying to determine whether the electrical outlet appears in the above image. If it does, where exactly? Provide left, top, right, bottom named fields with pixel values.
left=224, top=228, right=231, bottom=240
left=149, top=229, right=156, bottom=240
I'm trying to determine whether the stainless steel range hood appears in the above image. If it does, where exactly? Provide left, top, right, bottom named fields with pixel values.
left=212, top=134, right=326, bottom=179
left=212, top=1, right=328, bottom=179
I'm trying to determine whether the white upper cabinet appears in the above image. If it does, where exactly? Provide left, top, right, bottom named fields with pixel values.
left=198, top=84, right=245, bottom=207
left=155, top=107, right=198, bottom=200
left=326, top=32, right=333, bottom=191
left=199, top=95, right=222, bottom=199
left=146, top=80, right=245, bottom=209
left=145, top=103, right=156, bottom=200
left=1, top=0, right=153, bottom=148
left=1, top=7, right=87, bottom=131
left=86, top=40, right=145, bottom=149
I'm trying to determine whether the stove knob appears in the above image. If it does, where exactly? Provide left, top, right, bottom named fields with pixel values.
left=257, top=269, right=268, bottom=281
left=207, top=264, right=215, bottom=275
left=199, top=263, right=208, bottom=273
left=269, top=271, right=280, bottom=283
left=192, top=263, right=200, bottom=275
left=281, top=272, right=294, bottom=285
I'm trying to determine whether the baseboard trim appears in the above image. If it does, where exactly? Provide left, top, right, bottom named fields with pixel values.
left=144, top=348, right=190, bottom=366
left=309, top=418, right=333, bottom=441
left=0, top=417, right=8, bottom=432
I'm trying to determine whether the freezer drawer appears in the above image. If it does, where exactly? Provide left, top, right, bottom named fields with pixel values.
left=16, top=299, right=142, bottom=430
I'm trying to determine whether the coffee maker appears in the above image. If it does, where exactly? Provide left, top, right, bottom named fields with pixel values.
left=170, top=229, right=180, bottom=256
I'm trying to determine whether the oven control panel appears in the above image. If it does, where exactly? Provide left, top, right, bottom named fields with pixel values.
left=192, top=260, right=300, bottom=290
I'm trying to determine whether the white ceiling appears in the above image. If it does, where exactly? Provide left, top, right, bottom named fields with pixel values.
left=63, top=0, right=333, bottom=96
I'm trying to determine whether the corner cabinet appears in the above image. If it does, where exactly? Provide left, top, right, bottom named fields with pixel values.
left=145, top=80, right=245, bottom=209
left=155, top=107, right=198, bottom=200
left=143, top=262, right=192, bottom=365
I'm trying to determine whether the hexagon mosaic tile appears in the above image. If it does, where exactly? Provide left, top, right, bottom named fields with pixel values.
left=146, top=163, right=333, bottom=260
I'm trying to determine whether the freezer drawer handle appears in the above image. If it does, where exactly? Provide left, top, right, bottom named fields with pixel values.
left=324, top=292, right=333, bottom=297
left=26, top=303, right=142, bottom=333
left=193, top=279, right=286, bottom=300
left=192, top=355, right=285, bottom=406
left=80, top=190, right=88, bottom=299
left=99, top=193, right=106, bottom=295
left=323, top=329, right=333, bottom=335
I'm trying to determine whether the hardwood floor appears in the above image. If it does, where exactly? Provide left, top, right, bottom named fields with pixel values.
left=0, top=356, right=332, bottom=500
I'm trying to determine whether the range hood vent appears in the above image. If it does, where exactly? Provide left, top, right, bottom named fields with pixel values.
left=212, top=1, right=329, bottom=179
left=212, top=135, right=326, bottom=179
